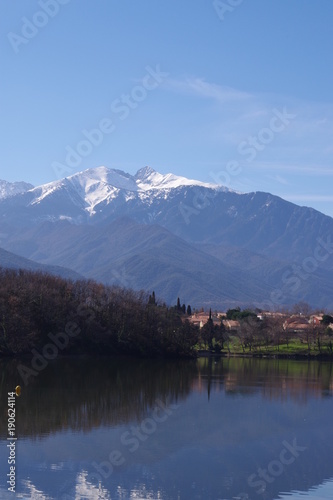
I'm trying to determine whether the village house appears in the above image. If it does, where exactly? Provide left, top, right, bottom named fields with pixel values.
left=188, top=311, right=224, bottom=328
left=309, top=314, right=324, bottom=326
left=188, top=309, right=330, bottom=335
left=257, top=311, right=287, bottom=320
left=222, top=319, right=240, bottom=332
left=283, top=315, right=312, bottom=333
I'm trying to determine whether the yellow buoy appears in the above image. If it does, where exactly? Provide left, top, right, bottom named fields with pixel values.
left=15, top=385, right=21, bottom=397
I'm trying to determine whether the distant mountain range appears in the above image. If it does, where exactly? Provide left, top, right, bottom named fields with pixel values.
left=1, top=166, right=332, bottom=310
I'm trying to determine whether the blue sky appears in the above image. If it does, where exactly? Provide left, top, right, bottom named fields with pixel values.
left=1, top=0, right=333, bottom=216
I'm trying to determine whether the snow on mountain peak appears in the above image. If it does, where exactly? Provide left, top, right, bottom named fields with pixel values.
left=69, top=166, right=137, bottom=192
left=0, top=180, right=34, bottom=200
left=49, top=167, right=138, bottom=215
left=134, top=166, right=218, bottom=191
left=134, top=166, right=156, bottom=181
left=29, top=166, right=139, bottom=212
left=15, top=165, right=229, bottom=219
left=67, top=165, right=219, bottom=194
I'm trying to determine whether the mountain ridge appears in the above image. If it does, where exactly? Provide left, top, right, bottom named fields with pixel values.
left=0, top=246, right=82, bottom=281
left=1, top=166, right=332, bottom=309
left=0, top=165, right=236, bottom=221
left=0, top=180, right=34, bottom=200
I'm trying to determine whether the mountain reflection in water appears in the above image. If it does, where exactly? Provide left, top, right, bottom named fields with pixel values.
left=0, top=356, right=333, bottom=500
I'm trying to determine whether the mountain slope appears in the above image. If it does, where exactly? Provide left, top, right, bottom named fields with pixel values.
left=0, top=247, right=82, bottom=280
left=1, top=166, right=333, bottom=309
left=196, top=242, right=333, bottom=310
left=0, top=166, right=218, bottom=225
left=1, top=166, right=331, bottom=265
left=0, top=217, right=275, bottom=308
left=2, top=216, right=333, bottom=309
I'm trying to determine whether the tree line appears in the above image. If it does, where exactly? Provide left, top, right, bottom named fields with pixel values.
left=1, top=267, right=332, bottom=358
left=0, top=268, right=199, bottom=357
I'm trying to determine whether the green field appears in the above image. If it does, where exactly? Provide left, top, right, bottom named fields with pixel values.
left=196, top=335, right=333, bottom=358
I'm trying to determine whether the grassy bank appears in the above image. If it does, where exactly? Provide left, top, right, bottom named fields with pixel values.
left=196, top=336, right=333, bottom=359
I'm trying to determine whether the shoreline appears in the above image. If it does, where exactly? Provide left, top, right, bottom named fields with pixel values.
left=2, top=350, right=333, bottom=362
left=196, top=349, right=333, bottom=360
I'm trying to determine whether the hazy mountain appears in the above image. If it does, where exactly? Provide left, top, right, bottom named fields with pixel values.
left=1, top=166, right=333, bottom=309
left=0, top=217, right=277, bottom=308
left=0, top=246, right=82, bottom=281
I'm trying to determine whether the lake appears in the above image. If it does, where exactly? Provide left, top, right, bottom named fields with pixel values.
left=1, top=356, right=333, bottom=499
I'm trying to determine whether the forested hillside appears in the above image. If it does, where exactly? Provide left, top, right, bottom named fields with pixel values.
left=0, top=268, right=198, bottom=357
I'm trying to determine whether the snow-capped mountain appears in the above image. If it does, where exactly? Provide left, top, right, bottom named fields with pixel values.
left=1, top=165, right=333, bottom=309
left=134, top=165, right=218, bottom=191
left=0, top=179, right=33, bottom=200
left=27, top=165, right=221, bottom=216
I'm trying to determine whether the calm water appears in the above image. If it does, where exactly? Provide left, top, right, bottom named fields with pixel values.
left=1, top=356, right=333, bottom=500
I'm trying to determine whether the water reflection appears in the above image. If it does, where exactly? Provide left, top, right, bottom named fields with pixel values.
left=0, top=356, right=333, bottom=499
left=277, top=477, right=333, bottom=499
left=0, top=356, right=197, bottom=438
left=1, top=357, right=332, bottom=439
left=197, top=357, right=333, bottom=402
